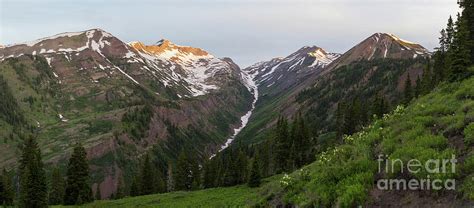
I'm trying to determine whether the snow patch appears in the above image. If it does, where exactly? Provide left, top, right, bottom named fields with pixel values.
left=210, top=67, right=259, bottom=158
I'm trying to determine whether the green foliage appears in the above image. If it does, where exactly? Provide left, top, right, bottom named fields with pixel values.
left=64, top=144, right=93, bottom=205
left=174, top=151, right=199, bottom=191
left=0, top=74, right=27, bottom=128
left=296, top=58, right=426, bottom=135
left=121, top=105, right=153, bottom=140
left=19, top=136, right=48, bottom=208
left=247, top=159, right=261, bottom=188
left=0, top=169, right=14, bottom=206
left=464, top=122, right=474, bottom=145
left=49, top=168, right=65, bottom=205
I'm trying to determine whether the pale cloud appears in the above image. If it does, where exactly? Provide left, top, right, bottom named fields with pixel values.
left=0, top=0, right=460, bottom=67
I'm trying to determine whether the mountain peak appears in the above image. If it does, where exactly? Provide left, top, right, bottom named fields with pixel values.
left=129, top=39, right=210, bottom=59
left=329, top=32, right=430, bottom=68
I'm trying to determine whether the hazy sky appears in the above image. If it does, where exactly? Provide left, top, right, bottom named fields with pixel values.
left=0, top=0, right=460, bottom=67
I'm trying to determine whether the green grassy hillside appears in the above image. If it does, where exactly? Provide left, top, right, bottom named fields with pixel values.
left=257, top=75, right=474, bottom=207
left=68, top=75, right=474, bottom=207
left=54, top=185, right=260, bottom=208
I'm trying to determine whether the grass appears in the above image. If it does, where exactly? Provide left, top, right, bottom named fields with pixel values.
left=54, top=186, right=260, bottom=208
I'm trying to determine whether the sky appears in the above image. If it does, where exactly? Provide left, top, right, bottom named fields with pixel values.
left=0, top=0, right=460, bottom=67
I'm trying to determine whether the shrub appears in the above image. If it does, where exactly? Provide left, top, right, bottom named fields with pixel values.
left=464, top=123, right=474, bottom=145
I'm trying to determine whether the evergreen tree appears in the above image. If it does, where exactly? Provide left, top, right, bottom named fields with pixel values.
left=414, top=76, right=422, bottom=98
left=48, top=168, right=64, bottom=205
left=175, top=151, right=193, bottom=191
left=166, top=163, right=175, bottom=192
left=153, top=168, right=166, bottom=193
left=202, top=159, right=216, bottom=189
left=19, top=136, right=48, bottom=208
left=274, top=116, right=290, bottom=173
left=115, top=176, right=125, bottom=199
left=2, top=169, right=14, bottom=206
left=404, top=74, right=413, bottom=104
left=64, top=144, right=93, bottom=205
left=130, top=176, right=140, bottom=197
left=140, top=154, right=155, bottom=195
left=421, top=62, right=434, bottom=94
left=459, top=0, right=474, bottom=61
left=335, top=102, right=346, bottom=137
left=247, top=158, right=261, bottom=188
left=372, top=95, right=388, bottom=118
left=189, top=157, right=200, bottom=190
left=235, top=150, right=248, bottom=184
left=0, top=171, right=3, bottom=205
left=95, top=185, right=101, bottom=200
left=446, top=16, right=455, bottom=48
left=449, top=12, right=472, bottom=81
left=342, top=99, right=361, bottom=135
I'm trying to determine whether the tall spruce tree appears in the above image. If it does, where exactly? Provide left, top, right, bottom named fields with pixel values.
left=202, top=159, right=216, bottom=189
left=460, top=0, right=474, bottom=61
left=2, top=169, right=14, bottom=206
left=64, top=144, right=93, bottom=205
left=0, top=171, right=3, bottom=205
left=175, top=151, right=193, bottom=191
left=404, top=74, right=413, bottom=104
left=95, top=185, right=101, bottom=200
left=450, top=12, right=472, bottom=80
left=166, top=163, right=175, bottom=192
left=130, top=176, right=140, bottom=197
left=247, top=158, right=261, bottom=188
left=19, top=136, right=48, bottom=208
left=140, top=154, right=155, bottom=195
left=274, top=116, right=290, bottom=173
left=115, top=176, right=125, bottom=199
left=49, top=168, right=64, bottom=205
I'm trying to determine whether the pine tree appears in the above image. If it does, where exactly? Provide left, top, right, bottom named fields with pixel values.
left=202, top=159, right=215, bottom=189
left=0, top=171, right=3, bottom=205
left=115, top=176, right=125, bottom=199
left=166, top=163, right=175, bottom=192
left=189, top=157, right=200, bottom=190
left=175, top=151, right=193, bottom=191
left=421, top=62, right=434, bottom=94
left=49, top=168, right=64, bottom=205
left=19, top=136, right=48, bottom=208
left=459, top=0, right=474, bottom=61
left=274, top=116, right=290, bottom=173
left=154, top=169, right=166, bottom=193
left=130, top=176, right=140, bottom=197
left=2, top=169, right=14, bottom=206
left=335, top=102, right=346, bottom=137
left=140, top=154, right=155, bottom=195
left=372, top=95, right=389, bottom=118
left=449, top=12, right=472, bottom=81
left=446, top=16, right=455, bottom=48
left=95, top=185, right=101, bottom=200
left=235, top=150, right=248, bottom=184
left=404, top=74, right=413, bottom=104
left=414, top=76, right=422, bottom=98
left=247, top=158, right=261, bottom=188
left=64, top=144, right=93, bottom=205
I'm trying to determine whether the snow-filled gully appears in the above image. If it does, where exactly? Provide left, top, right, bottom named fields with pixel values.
left=210, top=69, right=259, bottom=159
